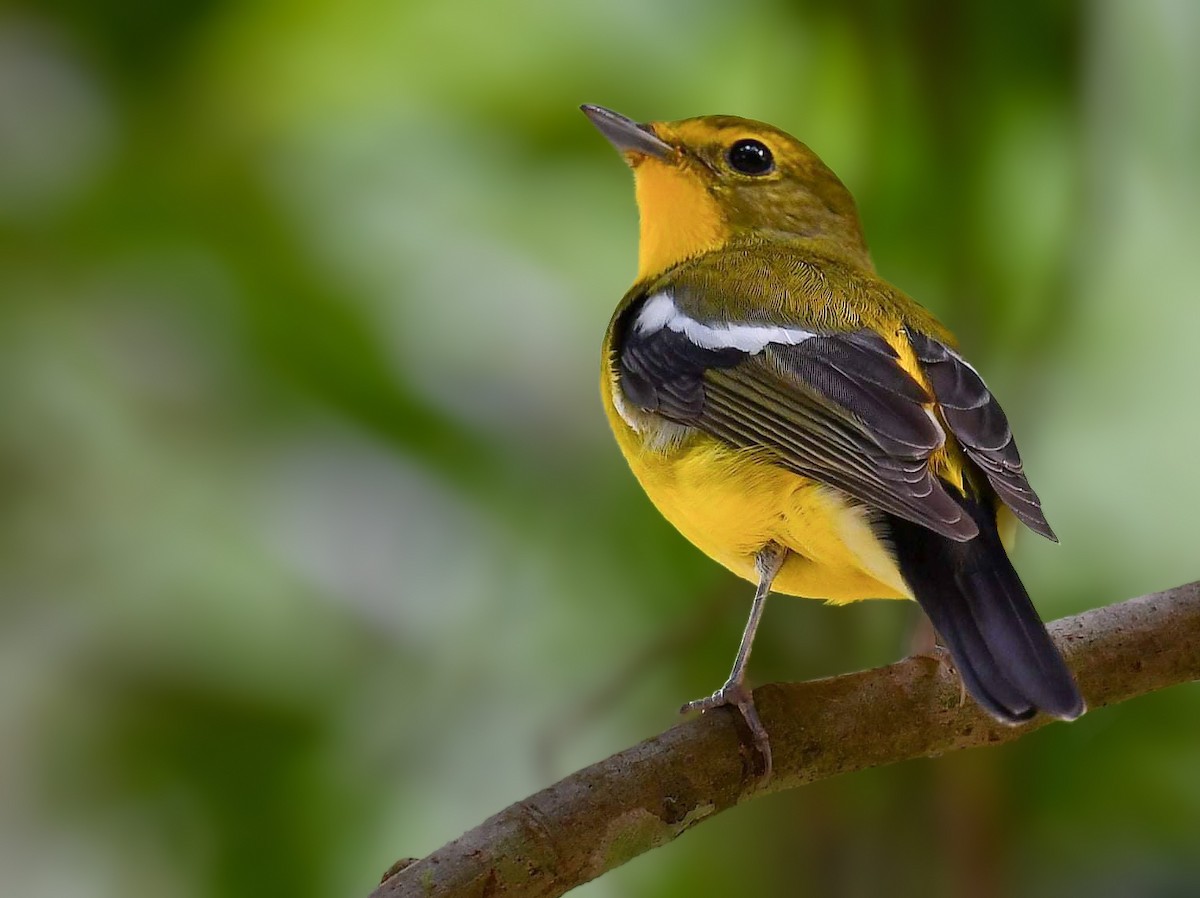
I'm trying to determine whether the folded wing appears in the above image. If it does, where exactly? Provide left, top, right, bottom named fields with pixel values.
left=615, top=290, right=978, bottom=541
left=904, top=329, right=1057, bottom=541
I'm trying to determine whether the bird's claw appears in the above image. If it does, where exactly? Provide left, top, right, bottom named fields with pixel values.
left=914, top=643, right=968, bottom=708
left=681, top=680, right=773, bottom=779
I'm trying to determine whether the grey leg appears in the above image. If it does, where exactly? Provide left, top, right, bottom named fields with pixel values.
left=909, top=610, right=967, bottom=707
left=681, top=543, right=787, bottom=778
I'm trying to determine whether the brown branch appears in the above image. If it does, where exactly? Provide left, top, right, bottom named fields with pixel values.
left=372, top=582, right=1200, bottom=898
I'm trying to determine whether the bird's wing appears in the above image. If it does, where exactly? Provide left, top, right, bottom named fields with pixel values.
left=614, top=288, right=979, bottom=540
left=905, top=329, right=1056, bottom=541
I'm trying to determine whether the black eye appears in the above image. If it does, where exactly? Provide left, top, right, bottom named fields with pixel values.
left=726, top=139, right=774, bottom=175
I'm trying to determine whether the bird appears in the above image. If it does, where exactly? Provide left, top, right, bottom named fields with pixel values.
left=581, top=104, right=1085, bottom=776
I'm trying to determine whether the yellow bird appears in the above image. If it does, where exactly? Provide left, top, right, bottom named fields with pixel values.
left=582, top=104, right=1084, bottom=773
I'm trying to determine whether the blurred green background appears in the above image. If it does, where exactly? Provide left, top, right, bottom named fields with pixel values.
left=2, top=1, right=1198, bottom=896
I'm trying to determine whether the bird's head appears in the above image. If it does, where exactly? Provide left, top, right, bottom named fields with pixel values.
left=582, top=105, right=870, bottom=279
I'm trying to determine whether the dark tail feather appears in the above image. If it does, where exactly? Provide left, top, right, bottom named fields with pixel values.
left=886, top=496, right=1085, bottom=723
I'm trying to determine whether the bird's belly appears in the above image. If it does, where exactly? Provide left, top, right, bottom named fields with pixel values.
left=614, top=421, right=911, bottom=603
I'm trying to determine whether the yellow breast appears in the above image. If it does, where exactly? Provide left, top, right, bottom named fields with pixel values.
left=601, top=366, right=910, bottom=603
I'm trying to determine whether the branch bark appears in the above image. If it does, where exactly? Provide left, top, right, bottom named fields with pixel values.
left=373, top=582, right=1200, bottom=898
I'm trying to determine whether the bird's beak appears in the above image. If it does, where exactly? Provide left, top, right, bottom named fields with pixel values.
left=581, top=104, right=674, bottom=161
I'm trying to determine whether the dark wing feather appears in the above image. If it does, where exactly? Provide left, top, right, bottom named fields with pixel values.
left=614, top=298, right=977, bottom=541
left=887, top=495, right=1083, bottom=722
left=905, top=329, right=1057, bottom=541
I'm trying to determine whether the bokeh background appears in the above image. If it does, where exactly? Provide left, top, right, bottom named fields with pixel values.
left=2, top=1, right=1198, bottom=896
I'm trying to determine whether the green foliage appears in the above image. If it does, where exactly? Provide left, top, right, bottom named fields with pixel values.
left=1, top=1, right=1197, bottom=896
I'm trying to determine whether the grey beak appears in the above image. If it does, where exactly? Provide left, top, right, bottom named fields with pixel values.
left=581, top=104, right=673, bottom=159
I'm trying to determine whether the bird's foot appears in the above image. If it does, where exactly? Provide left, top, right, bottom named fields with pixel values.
left=681, top=679, right=772, bottom=779
left=912, top=642, right=967, bottom=708
left=909, top=614, right=967, bottom=707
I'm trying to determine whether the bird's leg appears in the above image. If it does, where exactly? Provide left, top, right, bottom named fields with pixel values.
left=908, top=610, right=941, bottom=658
left=909, top=610, right=967, bottom=707
left=681, top=543, right=787, bottom=778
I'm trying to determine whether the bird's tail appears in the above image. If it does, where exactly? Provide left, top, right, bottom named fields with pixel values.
left=886, top=495, right=1085, bottom=723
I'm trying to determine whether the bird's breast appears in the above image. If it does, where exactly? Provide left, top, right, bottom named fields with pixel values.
left=601, top=368, right=910, bottom=602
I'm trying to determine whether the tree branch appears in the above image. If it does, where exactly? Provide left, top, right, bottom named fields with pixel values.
left=373, top=582, right=1200, bottom=898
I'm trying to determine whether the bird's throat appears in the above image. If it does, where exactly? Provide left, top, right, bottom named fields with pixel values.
left=633, top=159, right=727, bottom=280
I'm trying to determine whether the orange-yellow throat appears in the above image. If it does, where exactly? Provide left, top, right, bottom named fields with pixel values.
left=632, top=156, right=726, bottom=279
